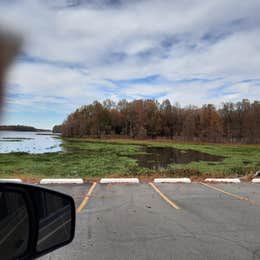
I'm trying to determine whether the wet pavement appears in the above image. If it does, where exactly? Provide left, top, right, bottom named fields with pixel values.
left=40, top=183, right=260, bottom=260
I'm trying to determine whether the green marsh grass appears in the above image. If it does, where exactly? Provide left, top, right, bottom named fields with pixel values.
left=0, top=138, right=259, bottom=178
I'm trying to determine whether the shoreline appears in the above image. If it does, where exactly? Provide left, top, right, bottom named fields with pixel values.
left=0, top=138, right=259, bottom=179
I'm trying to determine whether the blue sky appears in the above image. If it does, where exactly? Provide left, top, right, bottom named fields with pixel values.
left=1, top=0, right=260, bottom=129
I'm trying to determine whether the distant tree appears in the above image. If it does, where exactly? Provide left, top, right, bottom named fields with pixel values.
left=52, top=124, right=62, bottom=133
left=182, top=107, right=199, bottom=141
left=198, top=104, right=223, bottom=142
left=0, top=125, right=37, bottom=131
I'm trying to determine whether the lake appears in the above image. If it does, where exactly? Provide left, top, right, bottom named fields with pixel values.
left=0, top=131, right=62, bottom=154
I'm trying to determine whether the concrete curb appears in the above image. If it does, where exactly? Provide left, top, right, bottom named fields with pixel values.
left=40, top=178, right=84, bottom=184
left=204, top=178, right=241, bottom=183
left=0, top=179, right=22, bottom=183
left=154, top=178, right=191, bottom=183
left=1, top=178, right=251, bottom=184
left=100, top=178, right=139, bottom=184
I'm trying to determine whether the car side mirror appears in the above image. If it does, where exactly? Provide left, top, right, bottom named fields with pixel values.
left=0, top=182, right=75, bottom=260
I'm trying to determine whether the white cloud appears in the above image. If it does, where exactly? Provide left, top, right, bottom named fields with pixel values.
left=0, top=0, right=260, bottom=127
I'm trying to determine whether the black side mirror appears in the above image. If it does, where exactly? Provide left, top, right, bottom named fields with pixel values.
left=0, top=182, right=75, bottom=260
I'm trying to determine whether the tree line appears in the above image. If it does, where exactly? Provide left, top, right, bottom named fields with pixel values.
left=58, top=99, right=260, bottom=143
left=0, top=125, right=37, bottom=131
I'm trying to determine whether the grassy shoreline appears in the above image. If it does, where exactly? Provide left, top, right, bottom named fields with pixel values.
left=0, top=138, right=259, bottom=179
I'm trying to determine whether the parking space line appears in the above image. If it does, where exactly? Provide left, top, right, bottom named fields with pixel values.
left=77, top=182, right=97, bottom=213
left=149, top=183, right=180, bottom=210
left=200, top=182, right=260, bottom=207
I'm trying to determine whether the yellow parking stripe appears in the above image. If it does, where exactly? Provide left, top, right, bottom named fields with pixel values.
left=149, top=183, right=180, bottom=210
left=200, top=182, right=260, bottom=207
left=77, top=182, right=97, bottom=213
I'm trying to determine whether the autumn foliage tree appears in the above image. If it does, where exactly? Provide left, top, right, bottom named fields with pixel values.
left=61, top=99, right=260, bottom=143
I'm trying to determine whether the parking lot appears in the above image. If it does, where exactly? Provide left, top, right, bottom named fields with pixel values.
left=40, top=182, right=260, bottom=260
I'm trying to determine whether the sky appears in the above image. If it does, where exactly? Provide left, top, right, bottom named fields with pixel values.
left=1, top=0, right=260, bottom=129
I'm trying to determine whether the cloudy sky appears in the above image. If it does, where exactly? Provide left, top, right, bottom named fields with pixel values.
left=1, top=0, right=260, bottom=129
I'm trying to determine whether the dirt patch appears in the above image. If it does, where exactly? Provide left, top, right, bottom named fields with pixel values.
left=10, top=172, right=41, bottom=183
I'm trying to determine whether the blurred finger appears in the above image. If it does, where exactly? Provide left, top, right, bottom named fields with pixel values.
left=0, top=28, right=21, bottom=111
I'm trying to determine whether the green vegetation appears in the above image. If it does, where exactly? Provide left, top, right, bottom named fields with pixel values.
left=158, top=143, right=260, bottom=177
left=0, top=138, right=259, bottom=179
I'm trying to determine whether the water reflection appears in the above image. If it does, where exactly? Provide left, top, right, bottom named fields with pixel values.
left=35, top=191, right=73, bottom=253
left=0, top=191, right=29, bottom=260
left=132, top=146, right=224, bottom=170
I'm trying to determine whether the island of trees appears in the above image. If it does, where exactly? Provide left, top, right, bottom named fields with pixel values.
left=0, top=125, right=50, bottom=132
left=0, top=125, right=38, bottom=131
left=59, top=99, right=260, bottom=144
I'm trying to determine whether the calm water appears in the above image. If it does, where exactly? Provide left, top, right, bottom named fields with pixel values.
left=0, top=131, right=62, bottom=154
left=132, top=146, right=224, bottom=170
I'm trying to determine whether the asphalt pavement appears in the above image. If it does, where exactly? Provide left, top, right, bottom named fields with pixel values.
left=39, top=183, right=260, bottom=260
